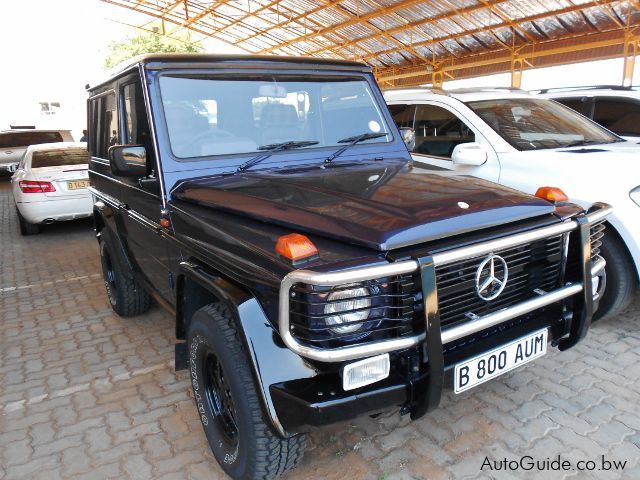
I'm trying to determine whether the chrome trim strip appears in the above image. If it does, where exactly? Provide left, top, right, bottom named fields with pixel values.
left=431, top=206, right=613, bottom=268
left=591, top=256, right=606, bottom=277
left=279, top=261, right=421, bottom=362
left=441, top=283, right=583, bottom=344
left=278, top=204, right=612, bottom=362
left=127, top=209, right=162, bottom=232
left=88, top=186, right=121, bottom=207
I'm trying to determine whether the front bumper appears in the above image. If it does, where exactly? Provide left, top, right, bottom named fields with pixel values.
left=272, top=306, right=568, bottom=432
left=272, top=203, right=612, bottom=433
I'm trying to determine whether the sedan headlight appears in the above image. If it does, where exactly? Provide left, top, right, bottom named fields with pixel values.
left=324, top=287, right=371, bottom=334
left=630, top=186, right=640, bottom=207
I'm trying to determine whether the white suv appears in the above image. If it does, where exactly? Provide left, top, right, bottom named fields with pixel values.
left=0, top=128, right=74, bottom=174
left=384, top=87, right=640, bottom=320
left=538, top=85, right=640, bottom=141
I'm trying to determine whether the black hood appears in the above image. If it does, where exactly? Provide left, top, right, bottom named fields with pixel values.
left=171, top=160, right=555, bottom=251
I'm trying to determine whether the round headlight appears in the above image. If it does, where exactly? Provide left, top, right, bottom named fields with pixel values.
left=324, top=287, right=371, bottom=334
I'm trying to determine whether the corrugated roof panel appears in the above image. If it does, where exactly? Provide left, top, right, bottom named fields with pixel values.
left=390, top=28, right=431, bottom=45
left=433, top=17, right=469, bottom=36
left=113, top=0, right=640, bottom=86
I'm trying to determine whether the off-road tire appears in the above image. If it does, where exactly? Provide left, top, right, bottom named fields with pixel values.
left=188, top=303, right=306, bottom=480
left=99, top=233, right=151, bottom=317
left=593, top=230, right=637, bottom=321
left=16, top=207, right=40, bottom=235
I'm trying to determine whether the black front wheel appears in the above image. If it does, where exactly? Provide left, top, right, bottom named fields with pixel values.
left=188, top=303, right=306, bottom=480
left=593, top=231, right=638, bottom=321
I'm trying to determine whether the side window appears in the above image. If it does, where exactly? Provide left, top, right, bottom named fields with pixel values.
left=413, top=104, right=475, bottom=158
left=593, top=97, right=640, bottom=136
left=88, top=92, right=118, bottom=159
left=555, top=97, right=593, bottom=118
left=388, top=104, right=416, bottom=129
left=121, top=81, right=155, bottom=165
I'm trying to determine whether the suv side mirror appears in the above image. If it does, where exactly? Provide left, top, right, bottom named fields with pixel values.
left=451, top=142, right=488, bottom=166
left=399, top=127, right=415, bottom=151
left=108, top=145, right=148, bottom=177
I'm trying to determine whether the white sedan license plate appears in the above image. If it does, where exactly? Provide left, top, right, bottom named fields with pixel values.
left=68, top=180, right=90, bottom=190
left=454, top=329, right=547, bottom=394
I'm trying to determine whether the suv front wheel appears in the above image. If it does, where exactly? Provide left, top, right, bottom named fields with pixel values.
left=594, top=231, right=637, bottom=321
left=188, top=303, right=306, bottom=480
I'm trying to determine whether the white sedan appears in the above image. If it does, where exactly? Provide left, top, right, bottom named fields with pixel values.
left=385, top=87, right=640, bottom=321
left=11, top=142, right=92, bottom=235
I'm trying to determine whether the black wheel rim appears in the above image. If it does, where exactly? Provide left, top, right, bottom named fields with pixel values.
left=203, top=350, right=239, bottom=447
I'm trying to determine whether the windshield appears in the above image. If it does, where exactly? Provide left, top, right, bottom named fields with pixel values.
left=31, top=148, right=88, bottom=168
left=466, top=98, right=620, bottom=151
left=158, top=74, right=391, bottom=160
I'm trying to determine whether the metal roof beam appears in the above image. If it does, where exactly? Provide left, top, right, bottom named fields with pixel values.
left=358, top=0, right=619, bottom=63
left=377, top=31, right=637, bottom=83
left=257, top=0, right=436, bottom=54
left=303, top=0, right=512, bottom=57
left=238, top=0, right=343, bottom=46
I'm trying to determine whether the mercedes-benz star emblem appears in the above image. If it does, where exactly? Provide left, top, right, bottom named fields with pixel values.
left=475, top=254, right=508, bottom=301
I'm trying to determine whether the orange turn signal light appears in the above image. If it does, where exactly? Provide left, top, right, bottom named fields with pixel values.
left=535, top=186, right=569, bottom=203
left=275, top=233, right=318, bottom=261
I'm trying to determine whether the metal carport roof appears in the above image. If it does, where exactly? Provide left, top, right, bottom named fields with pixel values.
left=101, top=0, right=640, bottom=87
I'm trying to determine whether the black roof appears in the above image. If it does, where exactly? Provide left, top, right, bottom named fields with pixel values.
left=88, top=53, right=370, bottom=92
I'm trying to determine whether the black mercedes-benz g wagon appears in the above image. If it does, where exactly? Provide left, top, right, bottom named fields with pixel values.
left=87, top=54, right=610, bottom=480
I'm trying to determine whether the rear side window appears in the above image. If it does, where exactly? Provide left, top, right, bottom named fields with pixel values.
left=89, top=92, right=118, bottom=158
left=0, top=131, right=63, bottom=148
left=554, top=97, right=593, bottom=118
left=593, top=97, right=640, bottom=136
left=31, top=148, right=89, bottom=168
left=388, top=104, right=416, bottom=129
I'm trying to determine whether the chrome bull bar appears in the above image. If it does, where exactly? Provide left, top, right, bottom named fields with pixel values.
left=278, top=203, right=613, bottom=362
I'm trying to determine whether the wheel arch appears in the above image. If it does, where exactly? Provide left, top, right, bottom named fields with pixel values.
left=175, top=261, right=252, bottom=341
left=176, top=260, right=317, bottom=438
left=602, top=219, right=640, bottom=282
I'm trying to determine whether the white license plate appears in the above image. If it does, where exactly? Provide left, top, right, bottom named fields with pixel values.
left=454, top=329, right=547, bottom=394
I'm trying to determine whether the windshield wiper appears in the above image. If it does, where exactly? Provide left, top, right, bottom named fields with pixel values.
left=324, top=132, right=388, bottom=165
left=237, top=140, right=319, bottom=172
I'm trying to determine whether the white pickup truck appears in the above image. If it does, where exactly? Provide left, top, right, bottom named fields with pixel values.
left=385, top=87, right=640, bottom=321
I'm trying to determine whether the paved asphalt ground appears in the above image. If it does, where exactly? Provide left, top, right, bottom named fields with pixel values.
left=1, top=178, right=639, bottom=480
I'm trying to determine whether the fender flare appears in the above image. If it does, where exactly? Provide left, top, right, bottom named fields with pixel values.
left=178, top=261, right=317, bottom=438
left=94, top=203, right=136, bottom=279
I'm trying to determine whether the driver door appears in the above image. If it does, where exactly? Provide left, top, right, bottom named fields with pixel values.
left=116, top=77, right=174, bottom=304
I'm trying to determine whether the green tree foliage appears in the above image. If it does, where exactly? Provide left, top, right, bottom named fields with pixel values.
left=104, top=30, right=202, bottom=69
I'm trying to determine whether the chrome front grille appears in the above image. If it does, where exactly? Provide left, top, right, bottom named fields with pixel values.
left=590, top=221, right=606, bottom=259
left=435, top=235, right=564, bottom=329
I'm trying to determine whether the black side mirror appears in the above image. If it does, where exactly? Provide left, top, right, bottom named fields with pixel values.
left=108, top=145, right=148, bottom=177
